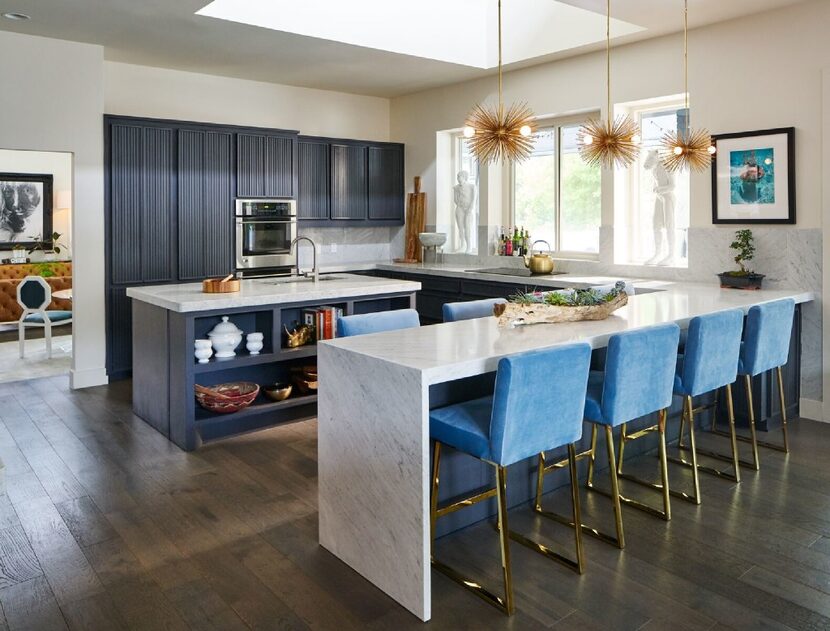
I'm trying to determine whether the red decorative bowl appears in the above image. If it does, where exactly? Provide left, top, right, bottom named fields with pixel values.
left=195, top=382, right=260, bottom=414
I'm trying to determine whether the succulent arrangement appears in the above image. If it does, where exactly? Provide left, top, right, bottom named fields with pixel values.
left=509, top=281, right=627, bottom=307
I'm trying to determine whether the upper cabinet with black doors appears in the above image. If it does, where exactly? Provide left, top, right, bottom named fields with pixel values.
left=297, top=136, right=405, bottom=225
left=237, top=132, right=297, bottom=198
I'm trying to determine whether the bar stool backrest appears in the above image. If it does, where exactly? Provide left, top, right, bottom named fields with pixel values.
left=443, top=297, right=506, bottom=322
left=680, top=309, right=744, bottom=397
left=601, top=323, right=680, bottom=426
left=338, top=308, right=421, bottom=337
left=489, top=343, right=592, bottom=467
left=741, top=299, right=795, bottom=376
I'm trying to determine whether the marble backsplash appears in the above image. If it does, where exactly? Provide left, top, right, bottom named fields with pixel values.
left=294, top=226, right=405, bottom=268
left=424, top=225, right=823, bottom=403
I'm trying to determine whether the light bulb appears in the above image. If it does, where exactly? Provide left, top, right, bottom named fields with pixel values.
left=673, top=146, right=684, bottom=156
left=631, top=134, right=641, bottom=145
left=519, top=125, right=532, bottom=137
left=463, top=126, right=476, bottom=138
left=707, top=145, right=717, bottom=155
left=583, top=134, right=594, bottom=146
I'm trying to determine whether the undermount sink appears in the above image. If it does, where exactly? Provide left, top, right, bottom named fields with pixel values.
left=256, top=274, right=338, bottom=285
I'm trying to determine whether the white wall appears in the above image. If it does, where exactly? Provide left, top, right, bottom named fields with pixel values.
left=0, top=149, right=73, bottom=255
left=104, top=61, right=390, bottom=141
left=391, top=0, right=829, bottom=230
left=0, top=31, right=105, bottom=389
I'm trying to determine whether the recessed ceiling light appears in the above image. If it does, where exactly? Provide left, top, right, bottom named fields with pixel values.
left=2, top=12, right=31, bottom=20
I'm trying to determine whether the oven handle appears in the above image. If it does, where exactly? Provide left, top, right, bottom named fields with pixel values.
left=236, top=219, right=297, bottom=224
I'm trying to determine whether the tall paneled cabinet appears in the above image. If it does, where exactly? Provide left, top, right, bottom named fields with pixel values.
left=106, top=117, right=405, bottom=380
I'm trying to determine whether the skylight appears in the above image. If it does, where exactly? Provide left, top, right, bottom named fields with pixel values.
left=196, top=0, right=644, bottom=69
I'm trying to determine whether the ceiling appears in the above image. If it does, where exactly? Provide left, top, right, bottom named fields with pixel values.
left=0, top=0, right=809, bottom=97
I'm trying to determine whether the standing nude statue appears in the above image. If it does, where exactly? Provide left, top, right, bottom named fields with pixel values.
left=453, top=171, right=476, bottom=253
left=644, top=150, right=677, bottom=266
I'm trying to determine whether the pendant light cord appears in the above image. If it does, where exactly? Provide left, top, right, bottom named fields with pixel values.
left=498, top=0, right=503, bottom=113
left=606, top=0, right=611, bottom=123
left=684, top=0, right=690, bottom=131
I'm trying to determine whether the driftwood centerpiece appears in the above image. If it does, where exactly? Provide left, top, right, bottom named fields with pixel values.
left=494, top=282, right=629, bottom=327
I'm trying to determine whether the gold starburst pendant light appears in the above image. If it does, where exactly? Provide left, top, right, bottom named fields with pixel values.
left=463, top=0, right=536, bottom=164
left=578, top=0, right=641, bottom=169
left=660, top=0, right=716, bottom=172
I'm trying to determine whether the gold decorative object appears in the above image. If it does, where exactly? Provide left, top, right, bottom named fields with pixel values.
left=284, top=323, right=313, bottom=348
left=578, top=0, right=640, bottom=169
left=463, top=0, right=536, bottom=164
left=659, top=0, right=716, bottom=173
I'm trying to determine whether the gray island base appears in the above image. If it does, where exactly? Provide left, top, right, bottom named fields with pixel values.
left=127, top=274, right=420, bottom=450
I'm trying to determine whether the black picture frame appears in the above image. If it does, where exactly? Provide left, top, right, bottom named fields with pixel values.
left=711, top=127, right=795, bottom=224
left=0, top=172, right=54, bottom=249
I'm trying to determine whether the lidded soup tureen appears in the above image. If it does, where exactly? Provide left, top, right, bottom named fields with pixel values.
left=207, top=316, right=243, bottom=358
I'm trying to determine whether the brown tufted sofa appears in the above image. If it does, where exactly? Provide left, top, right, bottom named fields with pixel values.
left=0, top=262, right=72, bottom=323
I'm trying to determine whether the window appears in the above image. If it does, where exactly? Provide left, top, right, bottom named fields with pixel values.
left=512, top=120, right=601, bottom=256
left=617, top=97, right=690, bottom=267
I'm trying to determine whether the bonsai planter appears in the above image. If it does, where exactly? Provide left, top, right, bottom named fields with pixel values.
left=718, top=273, right=765, bottom=290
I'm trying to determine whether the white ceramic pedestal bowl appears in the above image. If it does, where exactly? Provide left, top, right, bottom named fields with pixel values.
left=418, top=232, right=447, bottom=248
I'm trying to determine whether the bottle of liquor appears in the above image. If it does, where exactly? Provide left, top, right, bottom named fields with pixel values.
left=523, top=228, right=530, bottom=255
left=512, top=227, right=521, bottom=257
left=505, top=227, right=513, bottom=256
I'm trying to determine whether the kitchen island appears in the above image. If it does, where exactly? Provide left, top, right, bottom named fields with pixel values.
left=317, top=281, right=814, bottom=621
left=127, top=274, right=420, bottom=450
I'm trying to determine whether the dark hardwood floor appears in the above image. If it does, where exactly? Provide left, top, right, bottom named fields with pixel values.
left=0, top=376, right=829, bottom=630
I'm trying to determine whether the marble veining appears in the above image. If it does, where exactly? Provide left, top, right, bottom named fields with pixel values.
left=126, top=274, right=421, bottom=312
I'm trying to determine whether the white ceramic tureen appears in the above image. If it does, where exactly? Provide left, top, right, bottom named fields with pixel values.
left=207, top=316, right=243, bottom=358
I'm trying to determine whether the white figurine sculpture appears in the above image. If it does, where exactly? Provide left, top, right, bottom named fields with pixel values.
left=643, top=150, right=677, bottom=266
left=452, top=170, right=476, bottom=253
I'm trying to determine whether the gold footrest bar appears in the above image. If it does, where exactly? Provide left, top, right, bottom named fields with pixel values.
left=543, top=448, right=594, bottom=474
left=616, top=472, right=699, bottom=506
left=586, top=483, right=669, bottom=521
left=710, top=428, right=789, bottom=453
left=534, top=507, right=623, bottom=549
left=435, top=488, right=497, bottom=519
left=679, top=443, right=758, bottom=471
left=507, top=529, right=583, bottom=574
left=622, top=425, right=659, bottom=442
left=668, top=454, right=739, bottom=483
left=431, top=558, right=511, bottom=615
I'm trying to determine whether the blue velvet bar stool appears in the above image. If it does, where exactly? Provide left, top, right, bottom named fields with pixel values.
left=443, top=297, right=506, bottom=322
left=429, top=343, right=592, bottom=615
left=710, top=299, right=796, bottom=467
left=653, top=309, right=746, bottom=496
left=337, top=308, right=420, bottom=337
left=536, top=323, right=680, bottom=548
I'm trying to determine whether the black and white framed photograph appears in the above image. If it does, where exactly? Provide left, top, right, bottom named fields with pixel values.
left=0, top=172, right=53, bottom=248
left=711, top=127, right=795, bottom=224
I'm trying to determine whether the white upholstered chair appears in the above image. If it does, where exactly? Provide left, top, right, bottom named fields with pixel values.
left=17, top=275, right=72, bottom=359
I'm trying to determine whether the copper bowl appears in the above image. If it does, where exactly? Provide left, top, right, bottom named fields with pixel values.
left=263, top=383, right=293, bottom=402
left=195, top=382, right=259, bottom=414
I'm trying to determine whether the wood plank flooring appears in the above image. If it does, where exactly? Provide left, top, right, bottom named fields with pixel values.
left=0, top=376, right=828, bottom=629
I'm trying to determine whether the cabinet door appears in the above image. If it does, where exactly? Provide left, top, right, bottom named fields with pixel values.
left=110, top=123, right=175, bottom=284
left=368, top=145, right=404, bottom=220
left=237, top=133, right=296, bottom=198
left=297, top=139, right=330, bottom=220
left=331, top=143, right=367, bottom=220
left=178, top=129, right=234, bottom=280
left=106, top=286, right=133, bottom=380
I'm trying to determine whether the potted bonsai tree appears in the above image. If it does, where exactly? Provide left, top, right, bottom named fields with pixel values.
left=718, top=229, right=765, bottom=290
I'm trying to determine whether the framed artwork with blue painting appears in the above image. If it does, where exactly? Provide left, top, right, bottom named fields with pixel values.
left=711, top=127, right=795, bottom=224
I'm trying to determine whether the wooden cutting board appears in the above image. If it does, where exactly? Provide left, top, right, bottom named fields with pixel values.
left=395, top=176, right=427, bottom=263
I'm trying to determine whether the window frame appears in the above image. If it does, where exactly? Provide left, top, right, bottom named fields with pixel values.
left=509, top=113, right=601, bottom=260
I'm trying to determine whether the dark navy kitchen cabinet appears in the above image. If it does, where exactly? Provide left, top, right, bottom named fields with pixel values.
left=236, top=132, right=297, bottom=198
left=178, top=129, right=235, bottom=280
left=331, top=143, right=368, bottom=220
left=368, top=145, right=405, bottom=220
left=297, top=138, right=330, bottom=220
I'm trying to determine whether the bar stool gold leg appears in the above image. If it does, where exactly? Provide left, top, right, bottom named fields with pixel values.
left=617, top=423, right=626, bottom=475
left=494, top=465, right=515, bottom=616
left=678, top=404, right=687, bottom=449
left=725, top=383, right=742, bottom=483
left=566, top=444, right=586, bottom=573
left=534, top=452, right=546, bottom=511
left=744, top=375, right=761, bottom=470
left=430, top=441, right=441, bottom=558
left=586, top=424, right=599, bottom=488
left=604, top=426, right=626, bottom=549
left=685, top=396, right=701, bottom=504
left=657, top=410, right=671, bottom=520
left=778, top=367, right=790, bottom=453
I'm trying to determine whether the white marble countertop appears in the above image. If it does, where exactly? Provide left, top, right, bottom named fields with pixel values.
left=126, top=273, right=421, bottom=313
left=322, top=281, right=814, bottom=385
